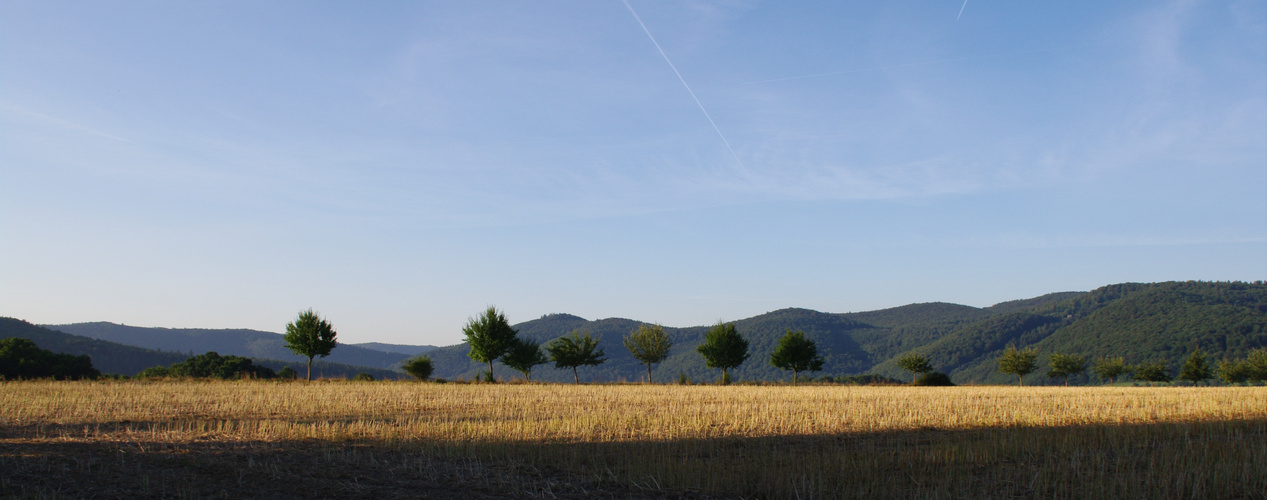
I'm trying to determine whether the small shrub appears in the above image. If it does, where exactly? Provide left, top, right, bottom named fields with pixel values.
left=138, top=366, right=173, bottom=379
left=678, top=372, right=689, bottom=385
left=402, top=356, right=434, bottom=381
left=830, top=374, right=904, bottom=385
left=352, top=372, right=374, bottom=382
left=913, top=372, right=954, bottom=386
left=277, top=367, right=297, bottom=380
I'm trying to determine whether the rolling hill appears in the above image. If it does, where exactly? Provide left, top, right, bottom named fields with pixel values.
left=43, top=322, right=420, bottom=371
left=1, top=318, right=407, bottom=379
left=424, top=281, right=1265, bottom=384
left=1, top=317, right=189, bottom=376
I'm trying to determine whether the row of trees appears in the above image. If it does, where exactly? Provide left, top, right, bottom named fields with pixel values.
left=460, top=307, right=615, bottom=383
left=896, top=347, right=1267, bottom=386
left=459, top=307, right=829, bottom=384
left=172, top=307, right=1267, bottom=386
left=992, top=346, right=1267, bottom=385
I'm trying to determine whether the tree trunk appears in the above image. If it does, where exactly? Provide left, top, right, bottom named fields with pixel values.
left=646, top=363, right=652, bottom=384
left=306, top=356, right=313, bottom=381
left=573, top=367, right=579, bottom=384
left=1018, top=374, right=1024, bottom=386
left=488, top=361, right=495, bottom=383
left=720, top=368, right=727, bottom=385
left=793, top=370, right=798, bottom=385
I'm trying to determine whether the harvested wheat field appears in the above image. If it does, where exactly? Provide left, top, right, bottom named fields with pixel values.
left=2, top=381, right=1264, bottom=499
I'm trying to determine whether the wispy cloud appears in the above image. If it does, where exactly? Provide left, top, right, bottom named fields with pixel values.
left=0, top=101, right=139, bottom=146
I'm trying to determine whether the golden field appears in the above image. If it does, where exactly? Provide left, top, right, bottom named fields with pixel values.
left=2, top=381, right=1265, bottom=499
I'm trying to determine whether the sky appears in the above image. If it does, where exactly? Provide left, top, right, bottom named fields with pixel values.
left=2, top=1, right=1264, bottom=346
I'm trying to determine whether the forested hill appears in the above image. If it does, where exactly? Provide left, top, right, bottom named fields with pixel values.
left=1, top=318, right=406, bottom=379
left=862, top=281, right=1267, bottom=384
left=44, top=322, right=416, bottom=371
left=424, top=281, right=1265, bottom=384
left=1, top=317, right=188, bottom=375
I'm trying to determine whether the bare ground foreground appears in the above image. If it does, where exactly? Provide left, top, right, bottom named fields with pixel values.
left=2, top=382, right=1265, bottom=499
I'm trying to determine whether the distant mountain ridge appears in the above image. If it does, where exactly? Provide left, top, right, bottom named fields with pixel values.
left=13, top=281, right=1265, bottom=384
left=42, top=322, right=421, bottom=371
left=353, top=342, right=438, bottom=356
left=0, top=318, right=404, bottom=379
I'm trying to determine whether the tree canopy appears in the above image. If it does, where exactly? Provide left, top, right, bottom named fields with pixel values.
left=697, top=322, right=749, bottom=384
left=1046, top=352, right=1087, bottom=386
left=769, top=330, right=824, bottom=384
left=896, top=353, right=933, bottom=383
left=284, top=309, right=338, bottom=381
left=1178, top=349, right=1212, bottom=384
left=1133, top=360, right=1172, bottom=382
left=463, top=306, right=519, bottom=382
left=502, top=338, right=549, bottom=382
left=997, top=345, right=1038, bottom=386
left=402, top=356, right=434, bottom=381
left=624, top=323, right=673, bottom=383
left=546, top=330, right=607, bottom=383
left=1091, top=356, right=1130, bottom=384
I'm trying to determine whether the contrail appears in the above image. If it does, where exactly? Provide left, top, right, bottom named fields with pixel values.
left=621, top=0, right=746, bottom=174
left=957, top=0, right=968, bottom=20
left=740, top=47, right=1053, bottom=85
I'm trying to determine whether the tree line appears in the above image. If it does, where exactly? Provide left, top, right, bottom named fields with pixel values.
left=425, top=306, right=829, bottom=384
left=895, top=345, right=1267, bottom=386
left=8, top=305, right=1265, bottom=385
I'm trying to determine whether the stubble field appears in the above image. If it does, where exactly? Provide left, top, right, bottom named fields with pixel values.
left=2, top=381, right=1264, bottom=499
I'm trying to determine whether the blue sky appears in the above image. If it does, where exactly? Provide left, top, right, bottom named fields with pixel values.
left=3, top=1, right=1264, bottom=345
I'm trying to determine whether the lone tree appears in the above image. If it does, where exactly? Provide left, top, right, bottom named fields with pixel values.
left=547, top=329, right=607, bottom=383
left=284, top=308, right=338, bottom=381
left=896, top=353, right=934, bottom=383
left=697, top=322, right=749, bottom=385
left=997, top=345, right=1038, bottom=386
left=1178, top=349, right=1212, bottom=385
left=1092, top=356, right=1131, bottom=384
left=1133, top=360, right=1172, bottom=383
left=769, top=330, right=824, bottom=385
left=463, top=306, right=518, bottom=382
left=502, top=338, right=549, bottom=382
left=402, top=356, right=434, bottom=381
left=624, top=323, right=673, bottom=383
left=1046, top=352, right=1087, bottom=386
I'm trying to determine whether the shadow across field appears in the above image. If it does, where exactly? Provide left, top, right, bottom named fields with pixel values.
left=2, top=419, right=1265, bottom=499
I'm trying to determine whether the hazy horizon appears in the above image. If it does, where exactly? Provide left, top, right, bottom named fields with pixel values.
left=3, top=1, right=1264, bottom=345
